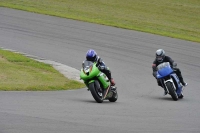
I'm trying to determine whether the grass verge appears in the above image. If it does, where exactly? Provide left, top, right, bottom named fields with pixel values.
left=0, top=0, right=200, bottom=42
left=0, top=49, right=85, bottom=91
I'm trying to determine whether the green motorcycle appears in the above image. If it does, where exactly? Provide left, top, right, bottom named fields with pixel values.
left=80, top=60, right=118, bottom=103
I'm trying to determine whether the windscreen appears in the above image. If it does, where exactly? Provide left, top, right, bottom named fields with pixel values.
left=157, top=62, right=170, bottom=70
left=82, top=60, right=93, bottom=68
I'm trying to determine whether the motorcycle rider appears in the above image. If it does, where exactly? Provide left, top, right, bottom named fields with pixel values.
left=84, top=49, right=115, bottom=86
left=152, top=49, right=187, bottom=95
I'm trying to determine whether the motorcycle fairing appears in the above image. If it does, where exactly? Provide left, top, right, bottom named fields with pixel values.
left=157, top=62, right=173, bottom=79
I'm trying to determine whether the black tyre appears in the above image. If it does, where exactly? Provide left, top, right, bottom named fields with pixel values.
left=89, top=82, right=103, bottom=103
left=108, top=90, right=118, bottom=102
left=166, top=82, right=178, bottom=101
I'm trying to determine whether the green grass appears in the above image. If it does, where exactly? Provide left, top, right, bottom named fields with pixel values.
left=0, top=0, right=200, bottom=42
left=0, top=49, right=85, bottom=91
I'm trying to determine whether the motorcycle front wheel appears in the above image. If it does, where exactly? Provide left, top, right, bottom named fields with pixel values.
left=166, top=82, right=178, bottom=101
left=89, top=82, right=103, bottom=103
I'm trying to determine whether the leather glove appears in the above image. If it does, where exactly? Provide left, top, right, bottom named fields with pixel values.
left=98, top=65, right=105, bottom=70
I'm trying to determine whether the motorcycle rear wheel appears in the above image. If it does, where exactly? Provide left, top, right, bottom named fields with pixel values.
left=109, top=90, right=118, bottom=102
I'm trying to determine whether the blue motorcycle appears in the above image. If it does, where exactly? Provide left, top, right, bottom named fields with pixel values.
left=156, top=62, right=183, bottom=101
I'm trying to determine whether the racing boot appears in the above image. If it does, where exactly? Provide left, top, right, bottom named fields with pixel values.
left=182, top=81, right=188, bottom=87
left=110, top=86, right=117, bottom=91
left=163, top=91, right=168, bottom=96
left=179, top=77, right=188, bottom=87
left=182, top=82, right=188, bottom=87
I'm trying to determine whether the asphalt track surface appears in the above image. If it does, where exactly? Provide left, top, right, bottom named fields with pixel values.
left=0, top=7, right=200, bottom=133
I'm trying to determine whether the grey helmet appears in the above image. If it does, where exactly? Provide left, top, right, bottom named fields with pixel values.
left=156, top=49, right=165, bottom=62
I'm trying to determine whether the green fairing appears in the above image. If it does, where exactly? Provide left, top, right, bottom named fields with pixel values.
left=80, top=62, right=110, bottom=89
left=97, top=73, right=110, bottom=89
left=80, top=63, right=99, bottom=80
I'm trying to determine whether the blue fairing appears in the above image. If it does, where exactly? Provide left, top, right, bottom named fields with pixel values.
left=170, top=73, right=182, bottom=95
left=157, top=65, right=173, bottom=79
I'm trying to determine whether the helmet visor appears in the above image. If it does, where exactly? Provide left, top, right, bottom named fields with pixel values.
left=86, top=56, right=96, bottom=61
left=156, top=56, right=163, bottom=61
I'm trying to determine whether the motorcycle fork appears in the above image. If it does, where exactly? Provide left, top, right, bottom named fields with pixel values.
left=164, top=78, right=176, bottom=92
left=160, top=79, right=168, bottom=93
